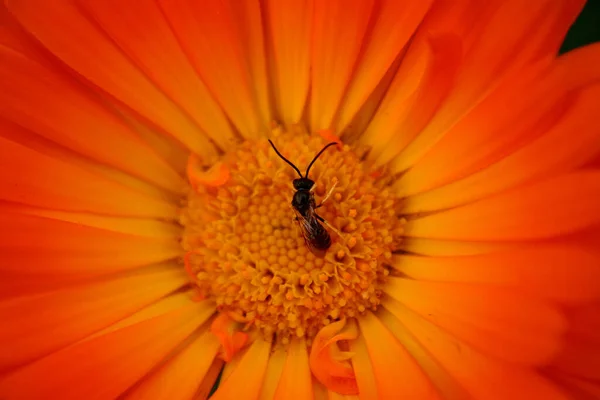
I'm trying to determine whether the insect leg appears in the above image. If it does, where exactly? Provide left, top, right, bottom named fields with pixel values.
left=317, top=180, right=338, bottom=208
left=315, top=213, right=342, bottom=237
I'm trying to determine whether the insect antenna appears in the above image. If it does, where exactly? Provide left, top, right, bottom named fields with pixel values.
left=268, top=139, right=303, bottom=178
left=304, top=142, right=338, bottom=178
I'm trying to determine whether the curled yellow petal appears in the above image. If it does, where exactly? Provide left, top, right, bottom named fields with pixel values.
left=187, top=154, right=230, bottom=189
left=309, top=318, right=359, bottom=395
left=210, top=313, right=249, bottom=362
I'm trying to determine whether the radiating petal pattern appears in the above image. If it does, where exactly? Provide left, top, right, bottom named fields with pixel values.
left=125, top=329, right=220, bottom=400
left=357, top=312, right=438, bottom=398
left=384, top=277, right=567, bottom=364
left=212, top=338, right=271, bottom=400
left=0, top=295, right=215, bottom=399
left=6, top=0, right=219, bottom=159
left=1, top=0, right=598, bottom=398
left=0, top=264, right=187, bottom=370
left=404, top=171, right=600, bottom=241
left=392, top=245, right=600, bottom=305
left=383, top=298, right=569, bottom=399
left=0, top=212, right=181, bottom=275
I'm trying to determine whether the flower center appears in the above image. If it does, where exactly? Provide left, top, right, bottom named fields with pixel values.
left=180, top=127, right=404, bottom=345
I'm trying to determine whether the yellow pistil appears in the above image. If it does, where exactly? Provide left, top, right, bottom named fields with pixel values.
left=180, top=126, right=404, bottom=345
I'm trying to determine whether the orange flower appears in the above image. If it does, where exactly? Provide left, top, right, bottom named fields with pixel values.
left=1, top=0, right=599, bottom=399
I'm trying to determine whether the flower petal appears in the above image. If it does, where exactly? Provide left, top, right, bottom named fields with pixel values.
left=363, top=33, right=462, bottom=168
left=347, top=327, right=378, bottom=400
left=396, top=40, right=600, bottom=200
left=308, top=0, right=374, bottom=131
left=550, top=302, right=600, bottom=380
left=0, top=134, right=178, bottom=218
left=125, top=329, right=220, bottom=400
left=399, top=237, right=513, bottom=257
left=263, top=0, right=313, bottom=125
left=0, top=212, right=180, bottom=275
left=550, top=373, right=600, bottom=400
left=0, top=295, right=215, bottom=399
left=391, top=0, right=582, bottom=173
left=0, top=264, right=186, bottom=370
left=6, top=0, right=218, bottom=159
left=404, top=170, right=600, bottom=241
left=335, top=0, right=433, bottom=133
left=2, top=203, right=180, bottom=239
left=0, top=46, right=187, bottom=193
left=309, top=318, right=359, bottom=395
left=78, top=0, right=238, bottom=150
left=392, top=245, right=600, bottom=305
left=258, top=347, right=286, bottom=400
left=212, top=338, right=271, bottom=400
left=273, top=338, right=314, bottom=400
left=356, top=311, right=438, bottom=398
left=383, top=298, right=569, bottom=399
left=377, top=308, right=471, bottom=400
left=384, top=277, right=567, bottom=365
left=0, top=119, right=181, bottom=204
left=403, top=83, right=600, bottom=212
left=158, top=0, right=267, bottom=138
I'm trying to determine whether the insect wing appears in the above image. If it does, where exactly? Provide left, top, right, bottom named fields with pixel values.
left=293, top=209, right=321, bottom=253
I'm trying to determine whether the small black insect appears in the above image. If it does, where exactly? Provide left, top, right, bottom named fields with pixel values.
left=268, top=139, right=339, bottom=253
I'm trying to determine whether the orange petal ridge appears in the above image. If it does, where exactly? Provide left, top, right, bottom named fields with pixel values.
left=309, top=318, right=359, bottom=395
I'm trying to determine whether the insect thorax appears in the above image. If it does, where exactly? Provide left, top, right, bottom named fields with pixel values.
left=292, top=189, right=314, bottom=215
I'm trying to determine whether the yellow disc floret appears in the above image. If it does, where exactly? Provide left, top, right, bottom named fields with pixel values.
left=180, top=127, right=404, bottom=345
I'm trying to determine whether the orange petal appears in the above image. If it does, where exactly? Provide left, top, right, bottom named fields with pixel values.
left=229, top=0, right=272, bottom=129
left=309, top=0, right=374, bottom=131
left=2, top=203, right=180, bottom=239
left=124, top=329, right=219, bottom=400
left=383, top=298, right=569, bottom=399
left=347, top=327, right=378, bottom=400
left=263, top=0, right=313, bottom=125
left=258, top=347, right=286, bottom=400
left=391, top=0, right=581, bottom=173
left=0, top=264, right=186, bottom=370
left=210, top=313, right=249, bottom=362
left=403, top=83, right=600, bottom=212
left=384, top=277, right=566, bottom=365
left=0, top=212, right=181, bottom=275
left=404, top=170, right=600, bottom=241
left=158, top=0, right=267, bottom=138
left=211, top=338, right=271, bottom=400
left=0, top=134, right=177, bottom=218
left=335, top=0, right=433, bottom=133
left=78, top=0, right=238, bottom=150
left=273, top=338, right=314, bottom=400
left=356, top=311, right=438, bottom=398
left=0, top=47, right=187, bottom=194
left=317, top=129, right=343, bottom=150
left=0, top=296, right=215, bottom=399
left=196, top=358, right=226, bottom=400
left=6, top=0, right=217, bottom=159
left=0, top=118, right=181, bottom=203
left=309, top=318, right=359, bottom=395
left=550, top=302, right=600, bottom=380
left=396, top=41, right=600, bottom=200
left=399, top=237, right=513, bottom=257
left=364, top=33, right=462, bottom=168
left=187, top=157, right=230, bottom=189
left=549, top=372, right=600, bottom=400
left=0, top=3, right=50, bottom=61
left=392, top=245, right=600, bottom=305
left=312, top=380, right=329, bottom=400
left=376, top=308, right=471, bottom=400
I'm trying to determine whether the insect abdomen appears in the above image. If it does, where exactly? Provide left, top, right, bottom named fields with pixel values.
left=312, top=222, right=331, bottom=250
